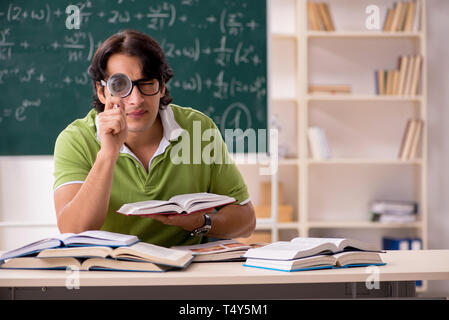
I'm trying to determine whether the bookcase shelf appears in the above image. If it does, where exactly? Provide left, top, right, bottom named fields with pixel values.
left=307, top=95, right=423, bottom=102
left=241, top=0, right=428, bottom=292
left=307, top=31, right=423, bottom=38
left=307, top=221, right=423, bottom=229
left=307, top=158, right=423, bottom=165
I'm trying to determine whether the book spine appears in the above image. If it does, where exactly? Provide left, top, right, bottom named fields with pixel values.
left=308, top=127, right=322, bottom=160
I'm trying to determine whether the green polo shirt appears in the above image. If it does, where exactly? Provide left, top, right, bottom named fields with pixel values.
left=53, top=104, right=250, bottom=247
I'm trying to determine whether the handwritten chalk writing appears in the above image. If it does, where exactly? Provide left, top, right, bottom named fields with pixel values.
left=0, top=99, right=41, bottom=124
left=160, top=36, right=261, bottom=67
left=62, top=32, right=95, bottom=61
left=221, top=102, right=252, bottom=132
left=166, top=71, right=266, bottom=101
left=146, top=2, right=176, bottom=30
left=15, top=99, right=41, bottom=122
left=6, top=3, right=52, bottom=24
left=161, top=38, right=201, bottom=62
left=108, top=10, right=131, bottom=24
left=0, top=0, right=266, bottom=149
left=0, top=28, right=14, bottom=61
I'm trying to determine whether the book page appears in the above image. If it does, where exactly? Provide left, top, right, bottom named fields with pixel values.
left=114, top=242, right=191, bottom=262
left=169, top=192, right=226, bottom=208
left=172, top=239, right=251, bottom=255
left=62, top=230, right=139, bottom=246
left=244, top=241, right=337, bottom=260
left=290, top=237, right=345, bottom=250
left=121, top=200, right=170, bottom=211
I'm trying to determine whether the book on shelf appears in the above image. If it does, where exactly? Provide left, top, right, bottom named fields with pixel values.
left=308, top=84, right=351, bottom=95
left=375, top=55, right=422, bottom=96
left=0, top=241, right=193, bottom=272
left=398, top=119, right=423, bottom=160
left=409, top=55, right=422, bottom=96
left=117, top=192, right=236, bottom=216
left=0, top=230, right=139, bottom=261
left=383, top=237, right=422, bottom=251
left=308, top=127, right=331, bottom=160
left=370, top=199, right=418, bottom=223
left=172, top=239, right=266, bottom=262
left=397, top=55, right=409, bottom=95
left=307, top=2, right=335, bottom=32
left=243, top=237, right=385, bottom=272
left=317, top=3, right=335, bottom=31
left=383, top=1, right=419, bottom=32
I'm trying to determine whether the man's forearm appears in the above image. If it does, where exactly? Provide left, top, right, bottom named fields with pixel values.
left=57, top=150, right=117, bottom=233
left=207, top=202, right=256, bottom=239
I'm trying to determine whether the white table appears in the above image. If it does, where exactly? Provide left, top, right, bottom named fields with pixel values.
left=1, top=250, right=448, bottom=299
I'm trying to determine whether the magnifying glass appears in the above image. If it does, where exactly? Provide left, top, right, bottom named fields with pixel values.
left=101, top=73, right=132, bottom=98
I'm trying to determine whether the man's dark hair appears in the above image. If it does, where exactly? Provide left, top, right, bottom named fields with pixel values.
left=88, top=29, right=174, bottom=112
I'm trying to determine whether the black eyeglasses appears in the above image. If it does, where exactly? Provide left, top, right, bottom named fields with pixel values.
left=101, top=73, right=160, bottom=98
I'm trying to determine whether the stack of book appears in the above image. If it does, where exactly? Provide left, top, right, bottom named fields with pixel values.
left=308, top=84, right=351, bottom=95
left=370, top=200, right=418, bottom=223
left=383, top=1, right=421, bottom=32
left=398, top=118, right=423, bottom=160
left=307, top=2, right=335, bottom=31
left=308, top=126, right=331, bottom=160
left=243, top=237, right=385, bottom=272
left=375, top=55, right=422, bottom=96
left=0, top=230, right=194, bottom=272
left=172, top=239, right=266, bottom=262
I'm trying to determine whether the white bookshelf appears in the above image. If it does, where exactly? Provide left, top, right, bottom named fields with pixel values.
left=239, top=0, right=428, bottom=288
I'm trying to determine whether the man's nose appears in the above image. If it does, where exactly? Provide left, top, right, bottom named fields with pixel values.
left=126, top=84, right=145, bottom=106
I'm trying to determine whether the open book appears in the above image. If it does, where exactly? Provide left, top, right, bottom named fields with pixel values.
left=1, top=257, right=173, bottom=272
left=0, top=231, right=139, bottom=261
left=244, top=251, right=385, bottom=272
left=0, top=242, right=193, bottom=272
left=117, top=192, right=236, bottom=216
left=172, top=239, right=265, bottom=262
left=243, top=237, right=382, bottom=261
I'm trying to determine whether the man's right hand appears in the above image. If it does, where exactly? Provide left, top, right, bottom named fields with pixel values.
left=97, top=96, right=128, bottom=157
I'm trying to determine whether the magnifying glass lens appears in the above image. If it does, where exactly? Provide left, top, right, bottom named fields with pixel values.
left=107, top=73, right=132, bottom=98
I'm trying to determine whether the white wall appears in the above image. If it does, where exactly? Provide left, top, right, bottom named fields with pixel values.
left=425, top=0, right=449, bottom=295
left=0, top=156, right=58, bottom=250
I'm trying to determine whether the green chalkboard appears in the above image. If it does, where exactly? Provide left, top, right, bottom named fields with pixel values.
left=0, top=0, right=267, bottom=155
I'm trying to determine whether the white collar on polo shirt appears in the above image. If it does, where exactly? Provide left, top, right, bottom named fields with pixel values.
left=95, top=105, right=183, bottom=169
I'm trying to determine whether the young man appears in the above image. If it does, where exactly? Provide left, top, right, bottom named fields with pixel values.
left=53, top=30, right=256, bottom=247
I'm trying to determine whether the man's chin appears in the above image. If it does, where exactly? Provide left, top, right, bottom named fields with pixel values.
left=127, top=126, right=151, bottom=133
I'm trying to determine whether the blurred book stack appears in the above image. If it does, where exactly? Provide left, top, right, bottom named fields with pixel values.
left=383, top=1, right=421, bottom=32
left=375, top=55, right=422, bottom=96
left=370, top=199, right=418, bottom=223
left=308, top=126, right=331, bottom=160
left=307, top=2, right=335, bottom=31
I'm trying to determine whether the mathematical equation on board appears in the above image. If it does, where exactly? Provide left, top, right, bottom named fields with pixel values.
left=0, top=0, right=266, bottom=129
left=1, top=1, right=260, bottom=35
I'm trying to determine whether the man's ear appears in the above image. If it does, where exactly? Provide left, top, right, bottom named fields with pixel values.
left=160, top=81, right=166, bottom=98
left=96, top=82, right=107, bottom=104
